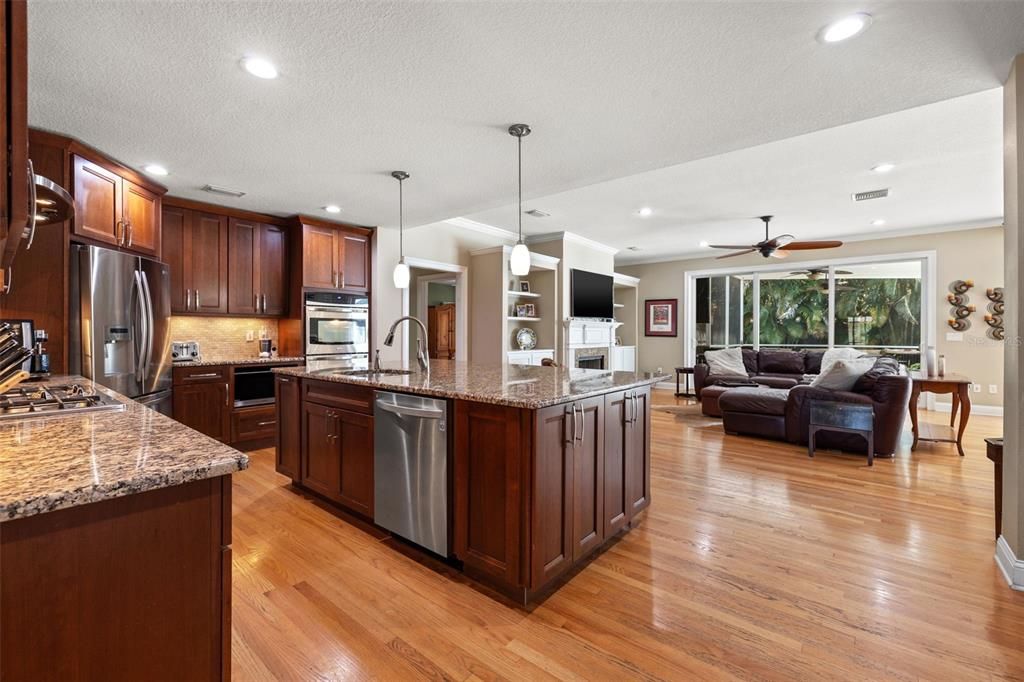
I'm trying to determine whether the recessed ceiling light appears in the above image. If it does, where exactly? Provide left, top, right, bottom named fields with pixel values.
left=637, top=207, right=653, bottom=217
left=871, top=219, right=886, bottom=226
left=871, top=162, right=895, bottom=173
left=819, top=13, right=872, bottom=43
left=699, top=240, right=709, bottom=248
left=241, top=56, right=278, bottom=79
left=143, top=164, right=168, bottom=176
left=324, top=205, right=341, bottom=214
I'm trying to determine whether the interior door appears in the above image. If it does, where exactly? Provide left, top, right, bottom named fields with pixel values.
left=160, top=206, right=188, bottom=313
left=572, top=396, right=605, bottom=561
left=123, top=180, right=160, bottom=256
left=227, top=217, right=259, bottom=314
left=73, top=155, right=121, bottom=246
left=259, top=224, right=287, bottom=315
left=188, top=212, right=228, bottom=314
left=302, top=224, right=337, bottom=289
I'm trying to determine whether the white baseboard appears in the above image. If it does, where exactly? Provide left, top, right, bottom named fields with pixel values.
left=932, top=401, right=1003, bottom=417
left=996, top=536, right=1024, bottom=590
left=654, top=381, right=677, bottom=392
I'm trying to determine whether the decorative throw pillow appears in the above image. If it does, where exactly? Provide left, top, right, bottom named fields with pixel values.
left=704, top=347, right=748, bottom=377
left=803, top=349, right=826, bottom=374
left=852, top=356, right=903, bottom=394
left=818, top=347, right=865, bottom=375
left=810, top=357, right=877, bottom=392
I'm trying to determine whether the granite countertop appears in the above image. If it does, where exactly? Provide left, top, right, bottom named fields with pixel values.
left=173, top=355, right=306, bottom=368
left=273, top=359, right=669, bottom=409
left=0, top=378, right=248, bottom=521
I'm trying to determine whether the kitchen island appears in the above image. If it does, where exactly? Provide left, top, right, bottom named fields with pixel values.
left=273, top=360, right=666, bottom=603
left=0, top=378, right=247, bottom=680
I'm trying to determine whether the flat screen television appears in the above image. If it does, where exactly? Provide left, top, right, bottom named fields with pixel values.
left=571, top=269, right=614, bottom=319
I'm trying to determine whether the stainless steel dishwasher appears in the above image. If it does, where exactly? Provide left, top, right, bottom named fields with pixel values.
left=373, top=390, right=449, bottom=556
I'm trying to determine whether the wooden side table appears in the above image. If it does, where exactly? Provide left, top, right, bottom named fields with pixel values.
left=808, top=400, right=875, bottom=465
left=909, top=372, right=971, bottom=457
left=674, top=366, right=694, bottom=397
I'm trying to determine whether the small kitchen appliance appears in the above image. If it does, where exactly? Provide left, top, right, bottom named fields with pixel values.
left=171, top=341, right=201, bottom=363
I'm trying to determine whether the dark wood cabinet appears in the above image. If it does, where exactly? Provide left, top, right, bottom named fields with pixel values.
left=162, top=204, right=229, bottom=315
left=531, top=403, right=574, bottom=588
left=172, top=366, right=231, bottom=442
left=0, top=0, right=29, bottom=281
left=299, top=380, right=375, bottom=517
left=299, top=219, right=371, bottom=292
left=428, top=303, right=456, bottom=359
left=276, top=375, right=301, bottom=479
left=603, top=387, right=651, bottom=537
left=228, top=218, right=287, bottom=315
left=572, top=396, right=605, bottom=561
left=71, top=154, right=163, bottom=256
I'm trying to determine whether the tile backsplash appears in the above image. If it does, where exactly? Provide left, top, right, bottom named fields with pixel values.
left=169, top=317, right=280, bottom=360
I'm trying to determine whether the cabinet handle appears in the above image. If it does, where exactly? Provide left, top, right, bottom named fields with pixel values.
left=224, top=383, right=230, bottom=406
left=24, top=159, right=38, bottom=249
left=624, top=392, right=632, bottom=425
left=126, top=221, right=133, bottom=248
left=340, top=271, right=345, bottom=289
left=254, top=293, right=258, bottom=311
left=579, top=405, right=585, bottom=447
left=261, top=293, right=267, bottom=313
left=196, top=290, right=201, bottom=308
left=0, top=267, right=11, bottom=296
left=185, top=288, right=191, bottom=311
left=279, top=377, right=291, bottom=383
left=188, top=372, right=220, bottom=379
left=632, top=394, right=639, bottom=424
left=257, top=420, right=277, bottom=427
left=115, top=220, right=124, bottom=245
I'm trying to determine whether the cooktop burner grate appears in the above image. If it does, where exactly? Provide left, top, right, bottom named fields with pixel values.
left=0, top=383, right=126, bottom=421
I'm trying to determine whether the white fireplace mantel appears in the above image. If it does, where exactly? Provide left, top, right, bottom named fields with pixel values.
left=563, top=318, right=622, bottom=367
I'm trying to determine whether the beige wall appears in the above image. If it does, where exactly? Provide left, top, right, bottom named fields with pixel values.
left=619, top=225, right=1005, bottom=408
left=1003, top=56, right=1023, bottom=557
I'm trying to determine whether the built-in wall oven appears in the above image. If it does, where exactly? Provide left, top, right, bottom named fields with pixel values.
left=304, top=292, right=369, bottom=365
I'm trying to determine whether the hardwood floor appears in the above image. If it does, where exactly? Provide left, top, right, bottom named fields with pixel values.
left=232, top=390, right=1024, bottom=680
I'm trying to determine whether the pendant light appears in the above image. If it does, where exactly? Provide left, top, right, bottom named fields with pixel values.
left=508, top=123, right=532, bottom=277
left=391, top=170, right=410, bottom=289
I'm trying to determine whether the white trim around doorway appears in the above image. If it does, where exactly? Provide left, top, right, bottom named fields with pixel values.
left=399, top=257, right=468, bottom=369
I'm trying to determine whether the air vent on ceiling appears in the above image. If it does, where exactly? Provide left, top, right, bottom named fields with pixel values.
left=626, top=246, right=641, bottom=251
left=201, top=184, right=246, bottom=198
left=524, top=208, right=550, bottom=218
left=852, top=188, right=889, bottom=202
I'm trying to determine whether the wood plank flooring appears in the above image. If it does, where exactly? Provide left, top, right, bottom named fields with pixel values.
left=232, top=390, right=1024, bottom=680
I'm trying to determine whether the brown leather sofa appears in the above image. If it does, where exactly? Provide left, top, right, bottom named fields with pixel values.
left=694, top=348, right=825, bottom=398
left=718, top=366, right=911, bottom=457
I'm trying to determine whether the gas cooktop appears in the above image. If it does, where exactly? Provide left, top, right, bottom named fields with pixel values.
left=0, top=383, right=126, bottom=421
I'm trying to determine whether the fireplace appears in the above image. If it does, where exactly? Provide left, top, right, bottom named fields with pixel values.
left=577, top=355, right=605, bottom=370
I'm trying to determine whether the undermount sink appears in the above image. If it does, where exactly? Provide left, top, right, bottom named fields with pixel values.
left=338, top=368, right=414, bottom=377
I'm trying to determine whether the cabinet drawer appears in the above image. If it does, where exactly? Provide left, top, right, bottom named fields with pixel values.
left=304, top=379, right=374, bottom=414
left=232, top=405, right=277, bottom=443
left=173, top=365, right=229, bottom=384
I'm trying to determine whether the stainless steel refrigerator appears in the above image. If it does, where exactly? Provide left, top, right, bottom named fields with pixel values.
left=70, top=244, right=173, bottom=415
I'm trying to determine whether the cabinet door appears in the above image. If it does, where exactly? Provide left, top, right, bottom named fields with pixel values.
left=276, top=376, right=301, bottom=480
left=531, top=403, right=573, bottom=589
left=302, top=224, right=337, bottom=289
left=602, top=390, right=630, bottom=537
left=337, top=408, right=373, bottom=517
left=572, top=396, right=605, bottom=561
left=72, top=155, right=122, bottom=246
left=172, top=382, right=230, bottom=442
left=259, top=224, right=288, bottom=315
left=188, top=212, right=229, bottom=314
left=301, top=402, right=341, bottom=501
left=227, top=217, right=259, bottom=315
left=339, top=231, right=369, bottom=291
left=625, top=386, right=651, bottom=518
left=0, top=0, right=28, bottom=271
left=161, top=206, right=189, bottom=313
left=123, top=180, right=160, bottom=256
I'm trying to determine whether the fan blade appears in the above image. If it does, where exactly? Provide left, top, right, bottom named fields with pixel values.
left=767, top=249, right=791, bottom=259
left=715, top=248, right=757, bottom=260
left=765, top=234, right=795, bottom=248
left=708, top=244, right=756, bottom=250
left=778, top=240, right=843, bottom=251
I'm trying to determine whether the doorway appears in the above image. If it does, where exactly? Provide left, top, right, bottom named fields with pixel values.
left=399, top=257, right=468, bottom=369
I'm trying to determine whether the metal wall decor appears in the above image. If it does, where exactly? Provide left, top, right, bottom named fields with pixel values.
left=946, top=279, right=975, bottom=331
left=985, top=287, right=1005, bottom=341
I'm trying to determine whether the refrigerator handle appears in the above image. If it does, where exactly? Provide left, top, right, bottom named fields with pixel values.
left=140, top=269, right=155, bottom=378
left=131, top=270, right=145, bottom=384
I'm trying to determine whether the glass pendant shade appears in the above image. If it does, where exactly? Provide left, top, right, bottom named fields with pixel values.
left=509, top=241, right=531, bottom=276
left=393, top=258, right=410, bottom=289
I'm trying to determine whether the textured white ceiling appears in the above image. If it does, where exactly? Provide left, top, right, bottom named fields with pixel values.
left=467, top=88, right=1004, bottom=264
left=27, top=1, right=1024, bottom=231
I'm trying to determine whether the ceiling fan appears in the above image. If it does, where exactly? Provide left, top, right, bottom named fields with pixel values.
left=708, top=216, right=843, bottom=260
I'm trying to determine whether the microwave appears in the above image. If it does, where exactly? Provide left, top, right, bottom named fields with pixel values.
left=304, top=292, right=369, bottom=357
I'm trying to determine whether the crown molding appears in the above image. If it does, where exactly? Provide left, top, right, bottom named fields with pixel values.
left=444, top=217, right=516, bottom=241
left=525, top=231, right=619, bottom=255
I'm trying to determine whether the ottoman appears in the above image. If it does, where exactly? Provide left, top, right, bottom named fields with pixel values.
left=700, top=385, right=731, bottom=417
left=719, top=387, right=790, bottom=440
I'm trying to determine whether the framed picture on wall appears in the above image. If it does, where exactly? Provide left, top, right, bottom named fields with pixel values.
left=645, top=298, right=677, bottom=337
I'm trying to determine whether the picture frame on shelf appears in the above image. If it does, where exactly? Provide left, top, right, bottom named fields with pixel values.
left=519, top=281, right=531, bottom=293
left=515, top=303, right=536, bottom=317
left=645, top=298, right=677, bottom=337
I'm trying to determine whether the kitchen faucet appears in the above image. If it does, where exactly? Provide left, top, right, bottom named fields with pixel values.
left=383, top=316, right=430, bottom=373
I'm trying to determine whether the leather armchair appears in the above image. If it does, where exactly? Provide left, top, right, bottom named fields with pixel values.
left=785, top=375, right=911, bottom=456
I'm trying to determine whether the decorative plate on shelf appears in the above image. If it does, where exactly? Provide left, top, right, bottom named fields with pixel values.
left=514, top=327, right=538, bottom=350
